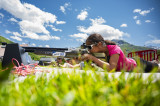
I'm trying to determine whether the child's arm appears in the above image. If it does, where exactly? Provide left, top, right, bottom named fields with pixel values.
left=82, top=54, right=119, bottom=71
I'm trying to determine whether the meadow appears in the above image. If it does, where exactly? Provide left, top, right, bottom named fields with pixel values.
left=0, top=61, right=160, bottom=106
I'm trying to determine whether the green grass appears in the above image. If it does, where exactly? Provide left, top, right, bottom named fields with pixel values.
left=0, top=36, right=14, bottom=44
left=0, top=62, right=160, bottom=106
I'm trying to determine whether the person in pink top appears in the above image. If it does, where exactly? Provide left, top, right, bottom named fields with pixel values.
left=107, top=45, right=136, bottom=71
left=82, top=33, right=159, bottom=72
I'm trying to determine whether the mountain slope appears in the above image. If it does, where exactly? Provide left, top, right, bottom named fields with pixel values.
left=0, top=36, right=14, bottom=44
left=112, top=39, right=151, bottom=55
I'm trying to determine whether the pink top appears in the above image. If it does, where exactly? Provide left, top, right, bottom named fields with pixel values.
left=107, top=45, right=137, bottom=71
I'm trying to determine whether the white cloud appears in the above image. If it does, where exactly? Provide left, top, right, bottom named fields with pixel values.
left=45, top=45, right=50, bottom=48
left=69, top=33, right=88, bottom=42
left=78, top=24, right=124, bottom=40
left=136, top=20, right=141, bottom=25
left=76, top=39, right=86, bottom=42
left=60, top=6, right=65, bottom=13
left=22, top=30, right=60, bottom=40
left=145, top=35, right=160, bottom=45
left=13, top=32, right=21, bottom=36
left=8, top=18, right=18, bottom=22
left=90, top=17, right=106, bottom=25
left=139, top=10, right=151, bottom=16
left=56, top=21, right=66, bottom=24
left=0, top=13, right=4, bottom=18
left=133, top=8, right=154, bottom=16
left=133, top=16, right=138, bottom=20
left=19, top=20, right=49, bottom=34
left=47, top=25, right=62, bottom=32
left=69, top=33, right=88, bottom=39
left=31, top=43, right=36, bottom=47
left=51, top=27, right=62, bottom=32
left=59, top=2, right=71, bottom=14
left=70, top=17, right=128, bottom=42
left=10, top=35, right=22, bottom=41
left=133, top=9, right=141, bottom=13
left=6, top=30, right=22, bottom=41
left=120, top=24, right=127, bottom=27
left=145, top=40, right=160, bottom=45
left=5, top=30, right=11, bottom=34
left=77, top=10, right=88, bottom=21
left=133, top=8, right=154, bottom=25
left=0, top=0, right=61, bottom=41
left=145, top=20, right=151, bottom=23
left=52, top=36, right=60, bottom=40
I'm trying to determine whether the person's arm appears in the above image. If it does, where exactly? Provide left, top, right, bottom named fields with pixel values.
left=82, top=54, right=119, bottom=71
left=62, top=63, right=80, bottom=68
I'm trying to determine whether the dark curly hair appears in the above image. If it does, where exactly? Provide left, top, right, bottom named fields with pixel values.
left=86, top=33, right=116, bottom=45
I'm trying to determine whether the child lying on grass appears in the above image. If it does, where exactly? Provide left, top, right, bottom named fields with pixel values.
left=81, top=33, right=160, bottom=72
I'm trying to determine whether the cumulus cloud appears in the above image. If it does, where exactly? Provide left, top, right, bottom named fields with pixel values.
left=133, top=8, right=154, bottom=16
left=19, top=20, right=49, bottom=34
left=136, top=20, right=141, bottom=25
left=79, top=17, right=127, bottom=40
left=133, top=8, right=153, bottom=25
left=133, top=9, right=141, bottom=13
left=13, top=32, right=21, bottom=36
left=8, top=18, right=18, bottom=22
left=60, top=6, right=65, bottom=13
left=59, top=2, right=71, bottom=14
left=120, top=24, right=127, bottom=27
left=90, top=17, right=106, bottom=25
left=51, top=27, right=62, bottom=32
left=70, top=17, right=128, bottom=42
left=5, top=30, right=22, bottom=41
left=56, top=21, right=66, bottom=24
left=10, top=35, right=22, bottom=41
left=0, top=0, right=60, bottom=41
left=133, top=16, right=138, bottom=20
left=78, top=25, right=124, bottom=40
left=47, top=25, right=62, bottom=32
left=69, top=33, right=88, bottom=42
left=145, top=20, right=151, bottom=23
left=77, top=10, right=88, bottom=21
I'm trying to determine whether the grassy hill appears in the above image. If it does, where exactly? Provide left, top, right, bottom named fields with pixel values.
left=112, top=39, right=151, bottom=54
left=0, top=36, right=14, bottom=44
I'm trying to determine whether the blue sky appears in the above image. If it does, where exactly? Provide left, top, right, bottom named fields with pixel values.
left=0, top=0, right=160, bottom=48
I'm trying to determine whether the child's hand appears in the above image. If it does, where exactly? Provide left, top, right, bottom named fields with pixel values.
left=81, top=54, right=93, bottom=61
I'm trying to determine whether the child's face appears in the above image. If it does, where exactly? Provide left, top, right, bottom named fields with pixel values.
left=86, top=41, right=103, bottom=53
left=58, top=58, right=62, bottom=63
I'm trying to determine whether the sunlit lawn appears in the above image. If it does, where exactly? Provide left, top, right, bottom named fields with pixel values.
left=0, top=62, right=160, bottom=106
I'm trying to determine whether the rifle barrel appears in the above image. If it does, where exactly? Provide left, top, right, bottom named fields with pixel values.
left=22, top=47, right=68, bottom=56
left=22, top=47, right=68, bottom=52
